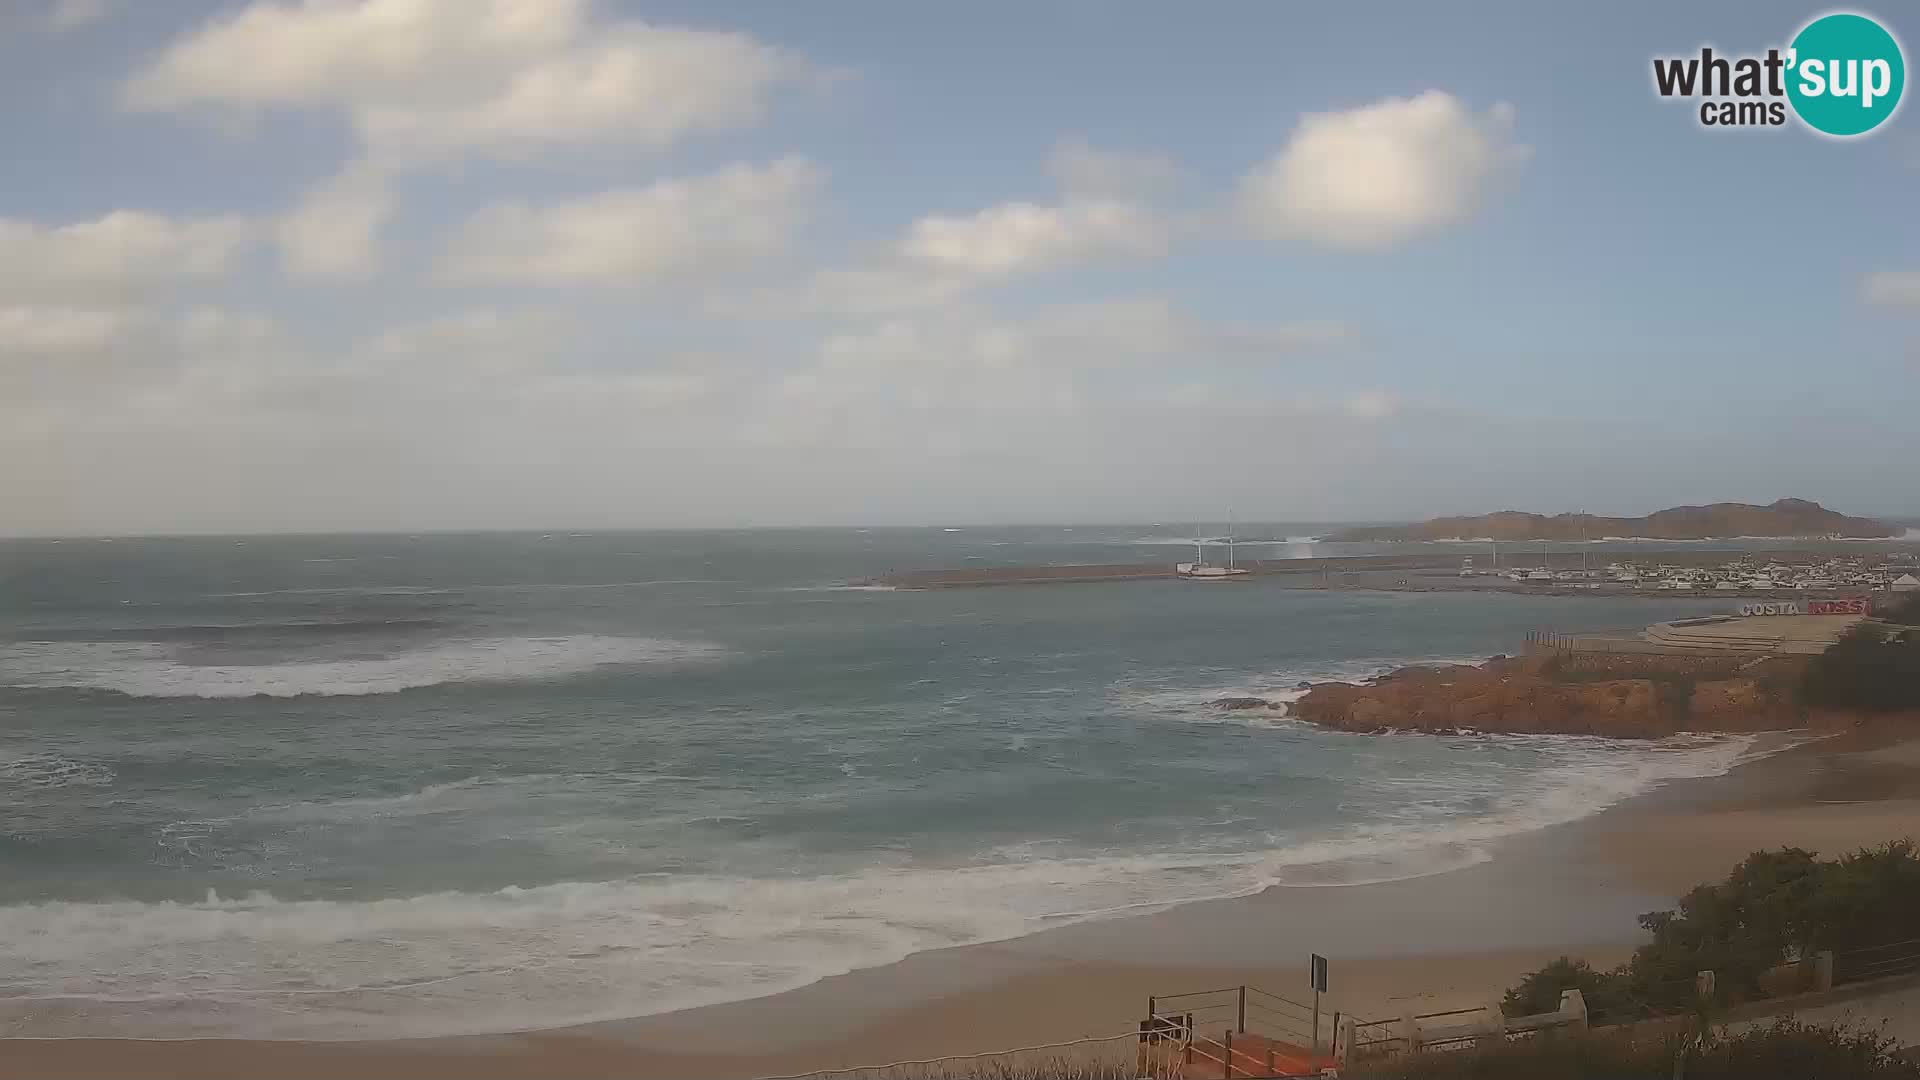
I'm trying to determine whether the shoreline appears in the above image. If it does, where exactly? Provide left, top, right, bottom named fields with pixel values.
left=866, top=544, right=1914, bottom=594
left=12, top=728, right=1919, bottom=1079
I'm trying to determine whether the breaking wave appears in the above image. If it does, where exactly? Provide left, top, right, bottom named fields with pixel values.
left=0, top=729, right=1755, bottom=1041
left=0, top=753, right=114, bottom=790
left=0, top=636, right=722, bottom=699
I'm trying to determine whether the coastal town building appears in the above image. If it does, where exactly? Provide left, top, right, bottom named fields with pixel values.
left=1586, top=555, right=1919, bottom=593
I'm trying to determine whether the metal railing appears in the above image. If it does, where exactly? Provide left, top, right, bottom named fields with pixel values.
left=1141, top=985, right=1332, bottom=1078
left=1836, top=937, right=1920, bottom=984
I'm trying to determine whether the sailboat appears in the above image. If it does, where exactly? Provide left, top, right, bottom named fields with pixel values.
left=1176, top=522, right=1252, bottom=580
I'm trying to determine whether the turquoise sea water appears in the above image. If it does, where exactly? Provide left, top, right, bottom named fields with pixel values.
left=0, top=528, right=1774, bottom=1038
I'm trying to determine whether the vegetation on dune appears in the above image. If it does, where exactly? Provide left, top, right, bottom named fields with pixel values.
left=1348, top=1020, right=1920, bottom=1079
left=1884, top=593, right=1920, bottom=627
left=1801, top=621, right=1920, bottom=712
left=1500, top=843, right=1920, bottom=1022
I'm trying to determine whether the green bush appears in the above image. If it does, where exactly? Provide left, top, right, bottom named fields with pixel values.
left=1500, top=842, right=1920, bottom=1020
left=1499, top=956, right=1633, bottom=1020
left=1688, top=1019, right=1920, bottom=1080
left=1801, top=625, right=1920, bottom=712
left=1349, top=1021, right=1920, bottom=1079
left=1630, top=847, right=1829, bottom=1001
left=1884, top=592, right=1920, bottom=627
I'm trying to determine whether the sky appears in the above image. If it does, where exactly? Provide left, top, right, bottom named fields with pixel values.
left=1, top=0, right=1917, bottom=536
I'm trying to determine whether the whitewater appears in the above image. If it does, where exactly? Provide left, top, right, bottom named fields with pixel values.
left=0, top=527, right=1772, bottom=1039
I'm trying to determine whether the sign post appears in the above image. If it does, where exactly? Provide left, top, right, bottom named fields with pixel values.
left=1310, top=953, right=1329, bottom=1054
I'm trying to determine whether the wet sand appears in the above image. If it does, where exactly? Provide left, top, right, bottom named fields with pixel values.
left=9, top=731, right=1917, bottom=1080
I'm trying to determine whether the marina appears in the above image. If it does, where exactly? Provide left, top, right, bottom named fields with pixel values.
left=864, top=546, right=1919, bottom=600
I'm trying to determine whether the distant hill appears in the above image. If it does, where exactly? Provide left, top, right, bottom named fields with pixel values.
left=1329, top=499, right=1898, bottom=542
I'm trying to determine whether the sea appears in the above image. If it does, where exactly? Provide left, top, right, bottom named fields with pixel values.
left=0, top=526, right=1854, bottom=1039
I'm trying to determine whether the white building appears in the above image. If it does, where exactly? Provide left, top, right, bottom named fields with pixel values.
left=1893, top=574, right=1920, bottom=593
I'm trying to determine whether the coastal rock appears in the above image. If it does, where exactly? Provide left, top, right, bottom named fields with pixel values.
left=1289, top=655, right=1806, bottom=739
left=1212, top=696, right=1273, bottom=711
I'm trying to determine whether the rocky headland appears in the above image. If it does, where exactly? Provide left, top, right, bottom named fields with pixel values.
left=1226, top=653, right=1816, bottom=739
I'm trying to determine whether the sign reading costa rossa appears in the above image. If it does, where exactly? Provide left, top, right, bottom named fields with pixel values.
left=1809, top=598, right=1871, bottom=615
left=1739, top=598, right=1870, bottom=617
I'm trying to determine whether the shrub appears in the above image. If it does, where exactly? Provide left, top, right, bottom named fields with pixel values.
left=1347, top=1021, right=1920, bottom=1079
left=1500, top=842, right=1920, bottom=1020
left=1688, top=1019, right=1920, bottom=1080
left=1801, top=626, right=1920, bottom=712
left=1499, top=957, right=1632, bottom=1020
left=1884, top=592, right=1920, bottom=627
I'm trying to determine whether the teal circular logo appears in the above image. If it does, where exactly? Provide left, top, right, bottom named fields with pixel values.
left=1786, top=12, right=1905, bottom=137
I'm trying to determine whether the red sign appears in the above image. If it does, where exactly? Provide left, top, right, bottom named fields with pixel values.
left=1808, top=598, right=1869, bottom=615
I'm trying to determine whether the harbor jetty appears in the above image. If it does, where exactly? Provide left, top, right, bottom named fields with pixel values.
left=860, top=546, right=1914, bottom=598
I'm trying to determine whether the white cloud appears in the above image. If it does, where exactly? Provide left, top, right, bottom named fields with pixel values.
left=0, top=211, right=253, bottom=302
left=127, top=0, right=816, bottom=286
left=44, top=0, right=109, bottom=32
left=722, top=137, right=1180, bottom=319
left=278, top=167, right=395, bottom=279
left=1047, top=137, right=1180, bottom=201
left=124, top=0, right=813, bottom=165
left=0, top=307, right=129, bottom=353
left=1863, top=271, right=1920, bottom=308
left=1239, top=91, right=1526, bottom=251
left=438, top=157, right=821, bottom=285
left=715, top=266, right=977, bottom=319
left=1343, top=390, right=1400, bottom=420
left=731, top=195, right=1169, bottom=318
left=901, top=199, right=1167, bottom=276
left=743, top=298, right=1350, bottom=449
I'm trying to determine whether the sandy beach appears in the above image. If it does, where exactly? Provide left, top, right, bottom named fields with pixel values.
left=7, top=730, right=1916, bottom=1080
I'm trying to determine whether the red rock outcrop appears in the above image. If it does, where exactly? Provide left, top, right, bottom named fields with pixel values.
left=1289, top=655, right=1806, bottom=738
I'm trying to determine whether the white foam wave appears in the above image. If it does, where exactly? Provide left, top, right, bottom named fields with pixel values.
left=0, top=858, right=1246, bottom=1039
left=207, top=586, right=450, bottom=598
left=237, top=775, right=567, bottom=824
left=0, top=753, right=113, bottom=790
left=0, top=730, right=1754, bottom=1041
left=0, top=635, right=721, bottom=699
left=1115, top=654, right=1490, bottom=727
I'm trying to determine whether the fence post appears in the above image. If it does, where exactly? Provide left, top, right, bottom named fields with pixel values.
left=1401, top=1009, right=1419, bottom=1054
left=1223, top=1029, right=1233, bottom=1077
left=1489, top=999, right=1507, bottom=1042
left=1237, top=985, right=1246, bottom=1034
left=1559, top=988, right=1588, bottom=1031
left=1339, top=1016, right=1356, bottom=1065
left=1814, top=951, right=1835, bottom=992
left=1695, top=970, right=1715, bottom=1003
